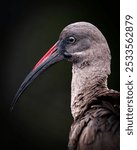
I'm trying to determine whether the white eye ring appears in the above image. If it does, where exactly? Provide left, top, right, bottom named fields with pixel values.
left=68, top=36, right=76, bottom=43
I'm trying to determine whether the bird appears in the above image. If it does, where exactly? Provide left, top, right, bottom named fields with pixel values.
left=11, top=22, right=120, bottom=150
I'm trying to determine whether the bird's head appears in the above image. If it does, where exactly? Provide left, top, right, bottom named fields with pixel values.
left=10, top=22, right=111, bottom=110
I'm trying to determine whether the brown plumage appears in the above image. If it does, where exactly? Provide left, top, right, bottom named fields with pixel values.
left=68, top=89, right=119, bottom=150
left=11, top=22, right=120, bottom=150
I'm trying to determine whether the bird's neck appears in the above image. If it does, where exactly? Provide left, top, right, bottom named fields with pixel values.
left=71, top=64, right=109, bottom=119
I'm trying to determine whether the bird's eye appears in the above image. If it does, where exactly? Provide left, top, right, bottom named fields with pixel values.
left=67, top=36, right=76, bottom=44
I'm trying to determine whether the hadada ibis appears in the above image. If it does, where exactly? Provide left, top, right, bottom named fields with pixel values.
left=11, top=22, right=120, bottom=150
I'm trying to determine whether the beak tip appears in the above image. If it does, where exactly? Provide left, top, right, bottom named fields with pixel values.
left=10, top=97, right=17, bottom=112
left=9, top=106, right=14, bottom=112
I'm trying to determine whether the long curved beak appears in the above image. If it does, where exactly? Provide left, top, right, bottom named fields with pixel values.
left=10, top=41, right=65, bottom=111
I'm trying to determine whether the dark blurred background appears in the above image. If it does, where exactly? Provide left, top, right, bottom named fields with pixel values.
left=0, top=0, right=119, bottom=150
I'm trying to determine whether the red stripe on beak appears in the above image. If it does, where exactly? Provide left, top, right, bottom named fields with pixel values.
left=33, top=42, right=58, bottom=70
left=10, top=40, right=66, bottom=111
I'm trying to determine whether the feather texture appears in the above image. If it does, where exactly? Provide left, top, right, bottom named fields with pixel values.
left=68, top=90, right=120, bottom=150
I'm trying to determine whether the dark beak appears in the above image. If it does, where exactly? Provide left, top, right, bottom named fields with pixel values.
left=10, top=41, right=70, bottom=111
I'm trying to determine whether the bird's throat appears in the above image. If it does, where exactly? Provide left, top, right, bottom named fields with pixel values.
left=71, top=64, right=109, bottom=119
